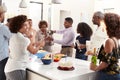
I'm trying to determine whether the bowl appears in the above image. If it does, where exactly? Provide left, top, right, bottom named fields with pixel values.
left=53, top=55, right=61, bottom=62
left=41, top=58, right=52, bottom=65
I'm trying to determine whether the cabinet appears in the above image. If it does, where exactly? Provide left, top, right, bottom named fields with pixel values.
left=27, top=69, right=51, bottom=80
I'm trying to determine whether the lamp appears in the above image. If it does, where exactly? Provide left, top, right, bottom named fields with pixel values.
left=52, top=0, right=62, bottom=4
left=19, top=0, right=27, bottom=8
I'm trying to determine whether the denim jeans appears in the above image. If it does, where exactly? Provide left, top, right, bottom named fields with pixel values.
left=94, top=71, right=120, bottom=80
left=75, top=53, right=87, bottom=60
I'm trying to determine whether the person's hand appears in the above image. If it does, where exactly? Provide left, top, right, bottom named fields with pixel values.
left=35, top=40, right=45, bottom=49
left=90, top=63, right=97, bottom=71
left=45, top=36, right=53, bottom=41
left=50, top=30, right=56, bottom=33
left=39, top=40, right=45, bottom=48
left=79, top=44, right=86, bottom=49
left=85, top=50, right=94, bottom=55
left=71, top=43, right=75, bottom=48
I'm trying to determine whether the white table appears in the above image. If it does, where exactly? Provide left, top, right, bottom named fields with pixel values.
left=27, top=57, right=96, bottom=80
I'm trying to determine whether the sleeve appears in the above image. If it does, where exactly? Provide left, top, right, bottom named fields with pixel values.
left=56, top=29, right=66, bottom=34
left=101, top=52, right=113, bottom=65
left=2, top=26, right=11, bottom=39
left=54, top=32, right=74, bottom=45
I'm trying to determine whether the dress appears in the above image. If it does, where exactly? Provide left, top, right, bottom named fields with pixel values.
left=95, top=45, right=120, bottom=80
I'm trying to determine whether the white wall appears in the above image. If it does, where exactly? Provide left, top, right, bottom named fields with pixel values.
left=51, top=0, right=95, bottom=31
left=3, top=0, right=51, bottom=30
left=3, top=0, right=95, bottom=29
left=94, top=0, right=120, bottom=14
left=50, top=0, right=95, bottom=54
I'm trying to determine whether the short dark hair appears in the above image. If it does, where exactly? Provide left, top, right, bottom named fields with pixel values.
left=38, top=20, right=48, bottom=29
left=9, top=15, right=27, bottom=33
left=104, top=13, right=120, bottom=39
left=77, top=22, right=93, bottom=38
left=65, top=17, right=73, bottom=24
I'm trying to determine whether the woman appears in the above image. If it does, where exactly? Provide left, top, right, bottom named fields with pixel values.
left=74, top=22, right=93, bottom=60
left=27, top=19, right=36, bottom=43
left=90, top=13, right=120, bottom=80
left=36, top=20, right=53, bottom=52
left=5, top=15, right=45, bottom=80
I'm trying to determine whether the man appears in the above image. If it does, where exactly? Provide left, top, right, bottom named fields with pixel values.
left=52, top=17, right=75, bottom=57
left=86, top=11, right=108, bottom=56
left=0, top=6, right=11, bottom=80
left=91, top=11, right=108, bottom=49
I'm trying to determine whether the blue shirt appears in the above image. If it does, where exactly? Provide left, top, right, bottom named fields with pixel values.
left=0, top=23, right=11, bottom=61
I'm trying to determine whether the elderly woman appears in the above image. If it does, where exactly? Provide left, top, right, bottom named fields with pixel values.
left=5, top=15, right=45, bottom=80
left=90, top=13, right=120, bottom=80
left=36, top=20, right=53, bottom=52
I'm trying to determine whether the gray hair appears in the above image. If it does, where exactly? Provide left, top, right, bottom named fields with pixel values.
left=94, top=11, right=104, bottom=20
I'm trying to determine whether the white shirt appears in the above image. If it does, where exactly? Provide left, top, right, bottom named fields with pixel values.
left=54, top=27, right=75, bottom=46
left=90, top=26, right=108, bottom=50
left=5, top=32, right=30, bottom=73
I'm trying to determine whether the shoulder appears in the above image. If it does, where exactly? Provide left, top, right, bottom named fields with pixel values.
left=105, top=38, right=115, bottom=53
left=105, top=39, right=114, bottom=46
left=0, top=25, right=8, bottom=30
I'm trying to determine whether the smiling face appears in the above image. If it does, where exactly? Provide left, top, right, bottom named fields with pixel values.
left=40, top=24, right=47, bottom=33
left=64, top=20, right=72, bottom=28
left=19, top=21, right=30, bottom=34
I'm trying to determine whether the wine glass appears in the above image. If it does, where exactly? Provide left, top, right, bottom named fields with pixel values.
left=76, top=40, right=82, bottom=52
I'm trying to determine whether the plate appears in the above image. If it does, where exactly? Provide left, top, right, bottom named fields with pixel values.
left=57, top=66, right=75, bottom=71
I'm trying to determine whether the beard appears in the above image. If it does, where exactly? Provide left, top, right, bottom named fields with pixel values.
left=1, top=17, right=4, bottom=23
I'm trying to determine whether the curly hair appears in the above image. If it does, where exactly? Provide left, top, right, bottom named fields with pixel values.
left=9, top=15, right=27, bottom=33
left=77, top=22, right=93, bottom=38
left=38, top=20, right=48, bottom=29
left=104, top=13, right=120, bottom=39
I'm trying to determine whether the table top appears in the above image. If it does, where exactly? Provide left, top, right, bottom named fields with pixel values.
left=27, top=56, right=94, bottom=80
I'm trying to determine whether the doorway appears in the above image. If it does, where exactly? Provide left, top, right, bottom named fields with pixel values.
left=29, top=1, right=43, bottom=30
left=60, top=10, right=71, bottom=29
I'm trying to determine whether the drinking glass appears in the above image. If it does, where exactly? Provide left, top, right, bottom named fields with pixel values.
left=76, top=40, right=82, bottom=52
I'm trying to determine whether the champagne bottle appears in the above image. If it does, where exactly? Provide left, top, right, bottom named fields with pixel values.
left=91, top=48, right=97, bottom=65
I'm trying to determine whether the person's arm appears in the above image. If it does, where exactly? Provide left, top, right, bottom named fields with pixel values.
left=27, top=40, right=45, bottom=54
left=54, top=32, right=74, bottom=45
left=55, top=29, right=66, bottom=34
left=90, top=39, right=114, bottom=71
